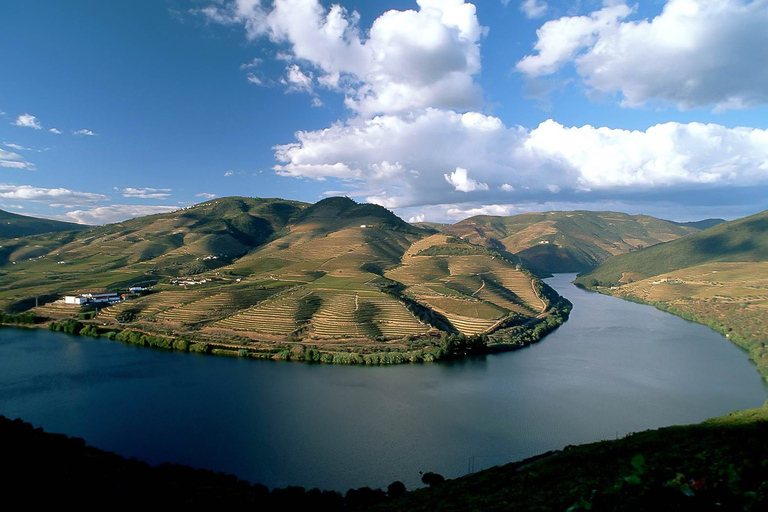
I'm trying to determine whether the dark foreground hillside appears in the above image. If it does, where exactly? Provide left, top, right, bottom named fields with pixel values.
left=5, top=408, right=768, bottom=510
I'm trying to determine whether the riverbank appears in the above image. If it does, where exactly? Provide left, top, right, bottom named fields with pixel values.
left=1, top=294, right=571, bottom=365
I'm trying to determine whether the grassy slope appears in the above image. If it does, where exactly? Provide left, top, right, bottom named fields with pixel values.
left=576, top=209, right=768, bottom=287
left=445, top=210, right=698, bottom=273
left=0, top=208, right=86, bottom=238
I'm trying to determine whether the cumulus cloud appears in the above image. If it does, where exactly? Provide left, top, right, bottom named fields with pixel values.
left=444, top=167, right=489, bottom=192
left=200, top=0, right=486, bottom=115
left=195, top=192, right=217, bottom=199
left=516, top=0, right=768, bottom=110
left=73, top=129, right=97, bottom=136
left=13, top=114, right=42, bottom=130
left=224, top=170, right=234, bottom=177
left=271, top=108, right=768, bottom=210
left=0, top=184, right=108, bottom=204
left=122, top=187, right=172, bottom=199
left=65, top=204, right=179, bottom=225
left=49, top=128, right=63, bottom=135
left=520, top=0, right=547, bottom=19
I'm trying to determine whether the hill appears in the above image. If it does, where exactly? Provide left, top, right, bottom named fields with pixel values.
left=575, top=209, right=768, bottom=287
left=670, top=218, right=726, bottom=230
left=0, top=196, right=569, bottom=363
left=0, top=208, right=85, bottom=239
left=443, top=211, right=698, bottom=273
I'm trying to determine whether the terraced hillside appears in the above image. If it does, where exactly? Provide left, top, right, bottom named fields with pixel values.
left=444, top=210, right=701, bottom=273
left=0, top=196, right=569, bottom=363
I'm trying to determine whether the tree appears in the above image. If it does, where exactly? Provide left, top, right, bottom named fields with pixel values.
left=421, top=472, right=445, bottom=488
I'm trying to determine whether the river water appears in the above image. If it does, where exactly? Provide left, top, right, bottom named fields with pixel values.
left=0, top=274, right=764, bottom=490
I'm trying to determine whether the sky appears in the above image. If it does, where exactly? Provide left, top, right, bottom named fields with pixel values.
left=1, top=0, right=767, bottom=225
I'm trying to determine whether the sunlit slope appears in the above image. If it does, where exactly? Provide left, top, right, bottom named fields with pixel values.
left=1, top=196, right=567, bottom=357
left=0, top=197, right=308, bottom=305
left=575, top=209, right=768, bottom=287
left=386, top=234, right=546, bottom=335
left=445, top=210, right=699, bottom=273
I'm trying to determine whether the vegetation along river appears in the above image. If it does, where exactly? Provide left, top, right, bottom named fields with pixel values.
left=0, top=274, right=765, bottom=491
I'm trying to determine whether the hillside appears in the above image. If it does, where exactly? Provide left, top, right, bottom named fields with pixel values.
left=670, top=218, right=726, bottom=230
left=0, top=208, right=86, bottom=239
left=443, top=211, right=698, bottom=273
left=0, top=196, right=569, bottom=363
left=575, top=209, right=768, bottom=287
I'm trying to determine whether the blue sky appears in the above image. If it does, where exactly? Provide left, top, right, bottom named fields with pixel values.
left=1, top=0, right=767, bottom=224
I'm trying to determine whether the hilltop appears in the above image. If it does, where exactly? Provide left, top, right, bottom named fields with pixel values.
left=0, top=208, right=85, bottom=239
left=443, top=211, right=698, bottom=273
left=0, top=196, right=568, bottom=363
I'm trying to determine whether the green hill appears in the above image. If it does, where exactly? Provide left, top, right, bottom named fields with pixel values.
left=0, top=209, right=85, bottom=239
left=444, top=211, right=698, bottom=273
left=670, top=218, right=726, bottom=230
left=0, top=196, right=569, bottom=363
left=575, top=209, right=768, bottom=287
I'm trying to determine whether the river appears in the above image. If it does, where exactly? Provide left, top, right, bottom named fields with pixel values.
left=0, top=274, right=764, bottom=490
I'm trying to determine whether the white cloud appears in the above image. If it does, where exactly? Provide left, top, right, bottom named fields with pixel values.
left=0, top=184, right=108, bottom=204
left=240, top=57, right=262, bottom=69
left=271, top=108, right=768, bottom=209
left=444, top=167, right=489, bottom=192
left=0, top=149, right=23, bottom=161
left=520, top=0, right=547, bottom=19
left=224, top=170, right=234, bottom=177
left=517, top=0, right=768, bottom=110
left=201, top=0, right=486, bottom=115
left=122, top=187, right=172, bottom=199
left=65, top=205, right=180, bottom=225
left=283, top=64, right=314, bottom=93
left=13, top=113, right=42, bottom=130
left=3, top=142, right=30, bottom=151
left=0, top=149, right=35, bottom=170
left=195, top=192, right=217, bottom=199
left=73, top=129, right=97, bottom=136
left=49, top=128, right=63, bottom=135
left=408, top=213, right=426, bottom=223
left=246, top=73, right=263, bottom=85
left=446, top=203, right=516, bottom=218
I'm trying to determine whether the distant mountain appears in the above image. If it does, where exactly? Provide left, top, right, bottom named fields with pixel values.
left=443, top=211, right=699, bottom=273
left=575, top=209, right=768, bottom=287
left=0, top=209, right=85, bottom=239
left=669, top=218, right=726, bottom=230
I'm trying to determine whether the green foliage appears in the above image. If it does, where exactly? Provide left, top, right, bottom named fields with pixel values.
left=49, top=319, right=85, bottom=335
left=0, top=311, right=40, bottom=325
